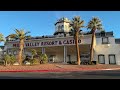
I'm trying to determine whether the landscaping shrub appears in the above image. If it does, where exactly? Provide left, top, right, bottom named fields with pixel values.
left=31, top=49, right=37, bottom=59
left=40, top=54, right=48, bottom=64
left=67, top=61, right=77, bottom=65
left=30, top=58, right=40, bottom=65
left=3, top=54, right=17, bottom=66
left=88, top=61, right=98, bottom=65
left=23, top=55, right=31, bottom=63
left=10, top=55, right=16, bottom=64
left=4, top=54, right=11, bottom=65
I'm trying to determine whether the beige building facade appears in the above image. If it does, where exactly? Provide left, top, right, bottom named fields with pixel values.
left=3, top=17, right=120, bottom=65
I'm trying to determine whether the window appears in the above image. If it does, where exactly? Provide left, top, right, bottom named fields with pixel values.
left=98, top=54, right=105, bottom=64
left=96, top=33, right=101, bottom=37
left=58, top=26, right=61, bottom=31
left=102, top=37, right=109, bottom=44
left=101, top=32, right=106, bottom=37
left=55, top=26, right=57, bottom=31
left=109, top=54, right=116, bottom=64
left=49, top=55, right=56, bottom=62
left=61, top=25, right=64, bottom=31
left=67, top=55, right=71, bottom=62
left=80, top=54, right=90, bottom=61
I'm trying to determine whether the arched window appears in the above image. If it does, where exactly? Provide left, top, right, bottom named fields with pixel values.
left=61, top=25, right=64, bottom=31
left=98, top=54, right=105, bottom=64
left=55, top=26, right=57, bottom=31
left=109, top=54, right=116, bottom=64
left=58, top=26, right=61, bottom=31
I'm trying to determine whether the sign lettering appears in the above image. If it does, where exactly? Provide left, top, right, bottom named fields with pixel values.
left=13, top=39, right=81, bottom=47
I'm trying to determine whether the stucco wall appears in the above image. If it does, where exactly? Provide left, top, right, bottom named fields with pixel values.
left=94, top=44, right=120, bottom=65
left=96, top=37, right=115, bottom=45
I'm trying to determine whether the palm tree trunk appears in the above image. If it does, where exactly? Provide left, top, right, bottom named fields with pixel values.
left=32, top=55, right=33, bottom=59
left=75, top=31, right=80, bottom=65
left=90, top=29, right=96, bottom=64
left=5, top=61, right=7, bottom=66
left=18, top=39, right=24, bottom=65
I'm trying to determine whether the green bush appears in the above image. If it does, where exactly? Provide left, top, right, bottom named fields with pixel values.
left=30, top=58, right=40, bottom=65
left=0, top=60, right=5, bottom=65
left=10, top=55, right=16, bottom=64
left=40, top=54, right=48, bottom=64
left=88, top=61, right=98, bottom=65
left=3, top=54, right=17, bottom=65
left=31, top=49, right=37, bottom=59
left=4, top=54, right=11, bottom=65
left=23, top=55, right=31, bottom=63
left=67, top=61, right=77, bottom=65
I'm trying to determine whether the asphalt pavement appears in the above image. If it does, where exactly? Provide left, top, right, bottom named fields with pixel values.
left=0, top=70, right=120, bottom=79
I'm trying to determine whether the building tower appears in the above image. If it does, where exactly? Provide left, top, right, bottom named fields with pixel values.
left=54, top=17, right=71, bottom=37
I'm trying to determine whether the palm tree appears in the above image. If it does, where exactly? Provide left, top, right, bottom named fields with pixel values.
left=0, top=33, right=5, bottom=65
left=0, top=33, right=4, bottom=42
left=71, top=16, right=84, bottom=65
left=87, top=17, right=103, bottom=64
left=8, top=29, right=30, bottom=65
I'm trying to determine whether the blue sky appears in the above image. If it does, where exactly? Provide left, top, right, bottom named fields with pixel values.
left=0, top=11, right=120, bottom=45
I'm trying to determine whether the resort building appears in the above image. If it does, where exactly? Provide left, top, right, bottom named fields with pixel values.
left=3, top=17, right=120, bottom=65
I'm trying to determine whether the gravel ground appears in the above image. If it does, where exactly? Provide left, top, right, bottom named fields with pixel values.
left=0, top=64, right=120, bottom=72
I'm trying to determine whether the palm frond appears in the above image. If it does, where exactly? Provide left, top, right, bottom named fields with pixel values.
left=25, top=31, right=30, bottom=35
left=0, top=33, right=4, bottom=42
left=26, top=35, right=31, bottom=39
left=8, top=29, right=31, bottom=41
left=87, top=17, right=103, bottom=31
left=15, top=29, right=20, bottom=35
left=71, top=16, right=84, bottom=33
left=8, top=34, right=17, bottom=38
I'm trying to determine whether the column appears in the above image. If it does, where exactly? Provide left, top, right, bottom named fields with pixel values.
left=63, top=46, right=67, bottom=63
left=42, top=47, right=45, bottom=54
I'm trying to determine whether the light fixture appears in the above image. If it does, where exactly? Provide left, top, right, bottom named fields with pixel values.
left=14, top=51, right=17, bottom=54
left=107, top=44, right=110, bottom=47
left=9, top=51, right=11, bottom=54
left=3, top=51, right=6, bottom=55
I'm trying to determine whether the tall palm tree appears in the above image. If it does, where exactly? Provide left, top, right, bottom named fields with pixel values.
left=87, top=17, right=103, bottom=64
left=0, top=33, right=4, bottom=42
left=8, top=29, right=30, bottom=65
left=71, top=16, right=84, bottom=65
left=0, top=33, right=6, bottom=65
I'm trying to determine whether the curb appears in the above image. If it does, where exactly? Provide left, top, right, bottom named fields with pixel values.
left=100, top=68, right=120, bottom=70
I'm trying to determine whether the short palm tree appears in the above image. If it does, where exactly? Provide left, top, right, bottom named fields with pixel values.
left=71, top=16, right=84, bottom=65
left=8, top=29, right=30, bottom=65
left=87, top=17, right=103, bottom=64
left=31, top=49, right=37, bottom=59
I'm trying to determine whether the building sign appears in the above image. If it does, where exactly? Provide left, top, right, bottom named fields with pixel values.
left=12, top=39, right=81, bottom=47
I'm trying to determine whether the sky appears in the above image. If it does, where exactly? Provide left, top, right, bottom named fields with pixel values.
left=0, top=11, right=120, bottom=45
